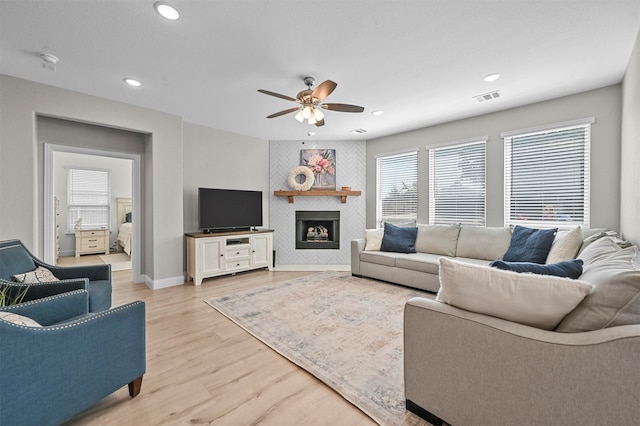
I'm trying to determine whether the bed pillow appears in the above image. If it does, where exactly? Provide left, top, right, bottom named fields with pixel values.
left=436, top=257, right=592, bottom=330
left=12, top=266, right=59, bottom=283
left=502, top=225, right=557, bottom=263
left=380, top=223, right=417, bottom=254
left=489, top=259, right=583, bottom=279
left=546, top=226, right=583, bottom=263
left=364, top=229, right=384, bottom=251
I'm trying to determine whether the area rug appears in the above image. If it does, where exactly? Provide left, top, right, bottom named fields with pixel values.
left=205, top=271, right=434, bottom=425
left=99, top=253, right=131, bottom=271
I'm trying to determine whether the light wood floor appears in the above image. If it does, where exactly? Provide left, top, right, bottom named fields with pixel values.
left=58, top=255, right=376, bottom=425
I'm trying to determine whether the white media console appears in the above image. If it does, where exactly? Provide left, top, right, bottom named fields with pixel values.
left=185, top=229, right=274, bottom=285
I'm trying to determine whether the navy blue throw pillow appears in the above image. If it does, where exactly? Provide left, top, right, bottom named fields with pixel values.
left=380, top=223, right=418, bottom=253
left=489, top=259, right=584, bottom=279
left=502, top=225, right=557, bottom=263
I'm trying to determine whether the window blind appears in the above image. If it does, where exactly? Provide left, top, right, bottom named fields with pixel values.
left=429, top=141, right=486, bottom=225
left=504, top=123, right=590, bottom=228
left=376, top=151, right=418, bottom=227
left=67, top=168, right=110, bottom=231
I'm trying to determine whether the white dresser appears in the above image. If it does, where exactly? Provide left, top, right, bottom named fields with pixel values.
left=75, top=228, right=110, bottom=257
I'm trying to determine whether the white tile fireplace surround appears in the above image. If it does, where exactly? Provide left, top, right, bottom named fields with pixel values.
left=270, top=140, right=366, bottom=268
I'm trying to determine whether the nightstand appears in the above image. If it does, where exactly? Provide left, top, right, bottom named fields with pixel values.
left=75, top=228, right=110, bottom=257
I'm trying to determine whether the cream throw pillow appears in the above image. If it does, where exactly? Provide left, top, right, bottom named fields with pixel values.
left=0, top=311, right=42, bottom=327
left=546, top=226, right=584, bottom=264
left=364, top=229, right=384, bottom=251
left=436, top=258, right=593, bottom=330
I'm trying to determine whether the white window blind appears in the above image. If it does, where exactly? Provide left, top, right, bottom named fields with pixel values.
left=429, top=140, right=486, bottom=225
left=67, top=168, right=110, bottom=232
left=504, top=122, right=590, bottom=228
left=376, top=151, right=418, bottom=227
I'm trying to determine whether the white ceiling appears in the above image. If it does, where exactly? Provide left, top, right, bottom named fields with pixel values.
left=1, top=1, right=639, bottom=141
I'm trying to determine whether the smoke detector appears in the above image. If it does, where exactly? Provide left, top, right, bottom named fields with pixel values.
left=39, top=53, right=59, bottom=71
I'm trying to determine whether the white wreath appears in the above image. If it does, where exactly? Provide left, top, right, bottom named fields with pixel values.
left=288, top=166, right=315, bottom=191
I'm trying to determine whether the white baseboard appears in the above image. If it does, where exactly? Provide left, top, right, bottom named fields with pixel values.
left=273, top=264, right=350, bottom=272
left=143, top=274, right=185, bottom=290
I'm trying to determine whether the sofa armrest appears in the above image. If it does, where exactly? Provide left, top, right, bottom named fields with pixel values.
left=351, top=239, right=366, bottom=275
left=0, top=289, right=90, bottom=325
left=35, top=259, right=111, bottom=282
left=404, top=297, right=640, bottom=425
left=1, top=277, right=89, bottom=304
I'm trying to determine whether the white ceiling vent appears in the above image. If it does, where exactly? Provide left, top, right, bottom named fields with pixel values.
left=473, top=90, right=501, bottom=103
left=349, top=128, right=367, bottom=134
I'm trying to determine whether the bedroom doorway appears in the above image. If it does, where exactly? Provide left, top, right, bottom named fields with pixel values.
left=44, top=144, right=142, bottom=282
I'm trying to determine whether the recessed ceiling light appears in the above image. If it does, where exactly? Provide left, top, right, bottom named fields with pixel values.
left=124, top=78, right=142, bottom=87
left=371, top=110, right=384, bottom=116
left=154, top=2, right=180, bottom=20
left=483, top=73, right=501, bottom=82
left=307, top=131, right=316, bottom=136
left=350, top=128, right=367, bottom=134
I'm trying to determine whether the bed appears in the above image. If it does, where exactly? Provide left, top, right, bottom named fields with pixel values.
left=116, top=197, right=133, bottom=256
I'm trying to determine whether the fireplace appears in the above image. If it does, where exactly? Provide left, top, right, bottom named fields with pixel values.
left=296, top=211, right=340, bottom=249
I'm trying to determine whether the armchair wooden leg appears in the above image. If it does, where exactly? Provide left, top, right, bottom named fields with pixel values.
left=128, top=375, right=143, bottom=397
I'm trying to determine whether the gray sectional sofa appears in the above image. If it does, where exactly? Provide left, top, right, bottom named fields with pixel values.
left=351, top=224, right=513, bottom=292
left=352, top=225, right=640, bottom=425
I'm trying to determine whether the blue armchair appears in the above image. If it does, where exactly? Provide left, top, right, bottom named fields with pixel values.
left=0, top=239, right=111, bottom=312
left=0, top=289, right=146, bottom=426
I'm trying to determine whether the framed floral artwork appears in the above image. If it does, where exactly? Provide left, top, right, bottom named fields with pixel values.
left=300, top=149, right=336, bottom=190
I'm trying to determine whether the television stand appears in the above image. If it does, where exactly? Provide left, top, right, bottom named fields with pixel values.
left=185, top=229, right=274, bottom=285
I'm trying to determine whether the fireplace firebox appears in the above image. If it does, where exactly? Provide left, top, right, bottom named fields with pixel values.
left=295, top=211, right=340, bottom=249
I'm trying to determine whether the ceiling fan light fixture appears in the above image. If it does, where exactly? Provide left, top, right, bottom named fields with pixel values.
left=295, top=110, right=304, bottom=122
left=302, top=106, right=313, bottom=119
left=308, top=115, right=317, bottom=125
left=314, top=108, right=325, bottom=121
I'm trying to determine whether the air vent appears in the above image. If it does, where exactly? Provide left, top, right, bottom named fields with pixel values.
left=349, top=128, right=367, bottom=134
left=473, top=90, right=501, bottom=103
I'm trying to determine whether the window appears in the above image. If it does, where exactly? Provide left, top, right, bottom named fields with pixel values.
left=67, top=168, right=110, bottom=232
left=429, top=140, right=486, bottom=225
left=503, top=119, right=592, bottom=228
left=376, top=150, right=418, bottom=227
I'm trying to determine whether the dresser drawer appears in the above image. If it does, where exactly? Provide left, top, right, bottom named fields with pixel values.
left=81, top=237, right=106, bottom=250
left=226, top=258, right=251, bottom=271
left=226, top=246, right=251, bottom=259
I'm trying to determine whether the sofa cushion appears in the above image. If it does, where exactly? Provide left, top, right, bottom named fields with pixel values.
left=503, top=225, right=557, bottom=263
left=546, top=226, right=583, bottom=264
left=395, top=253, right=441, bottom=274
left=414, top=224, right=460, bottom=256
left=359, top=251, right=397, bottom=267
left=12, top=266, right=59, bottom=283
left=0, top=244, right=37, bottom=281
left=436, top=257, right=592, bottom=330
left=364, top=229, right=384, bottom=251
left=88, top=279, right=113, bottom=313
left=455, top=226, right=512, bottom=260
left=555, top=238, right=640, bottom=332
left=489, top=259, right=583, bottom=279
left=380, top=223, right=417, bottom=254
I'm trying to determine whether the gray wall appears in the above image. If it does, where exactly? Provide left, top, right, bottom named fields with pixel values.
left=366, top=85, right=622, bottom=231
left=0, top=75, right=183, bottom=286
left=182, top=122, right=270, bottom=233
left=621, top=30, right=640, bottom=245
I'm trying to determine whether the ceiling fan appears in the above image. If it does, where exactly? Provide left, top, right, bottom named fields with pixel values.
left=258, top=76, right=364, bottom=127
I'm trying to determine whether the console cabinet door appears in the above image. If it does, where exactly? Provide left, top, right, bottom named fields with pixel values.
left=252, top=234, right=272, bottom=269
left=200, top=238, right=224, bottom=275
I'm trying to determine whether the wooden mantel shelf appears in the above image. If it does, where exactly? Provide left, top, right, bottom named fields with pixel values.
left=274, top=190, right=361, bottom=204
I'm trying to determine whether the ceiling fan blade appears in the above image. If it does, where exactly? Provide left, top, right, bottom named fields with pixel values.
left=258, top=89, right=298, bottom=102
left=266, top=107, right=300, bottom=118
left=312, top=80, right=337, bottom=101
left=321, top=103, right=365, bottom=113
left=314, top=119, right=325, bottom=127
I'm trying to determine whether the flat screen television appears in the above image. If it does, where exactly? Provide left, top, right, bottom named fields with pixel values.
left=198, top=188, right=263, bottom=233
